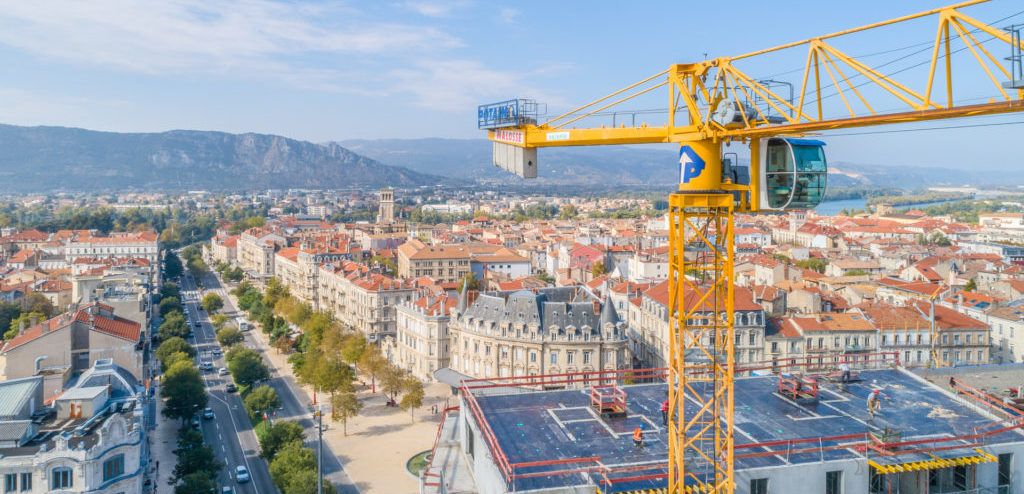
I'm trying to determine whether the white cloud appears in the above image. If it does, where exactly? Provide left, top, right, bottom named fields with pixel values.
left=0, top=1, right=461, bottom=77
left=499, top=8, right=520, bottom=24
left=400, top=1, right=471, bottom=18
left=390, top=59, right=569, bottom=112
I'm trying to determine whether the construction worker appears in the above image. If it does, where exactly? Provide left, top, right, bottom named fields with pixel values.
left=867, top=389, right=882, bottom=419
left=839, top=361, right=851, bottom=383
left=661, top=400, right=669, bottom=426
left=633, top=424, right=645, bottom=447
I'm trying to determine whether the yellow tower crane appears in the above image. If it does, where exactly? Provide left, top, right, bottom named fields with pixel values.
left=477, top=1, right=1024, bottom=492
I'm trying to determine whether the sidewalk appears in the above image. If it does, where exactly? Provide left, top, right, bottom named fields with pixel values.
left=149, top=380, right=178, bottom=494
left=225, top=287, right=449, bottom=494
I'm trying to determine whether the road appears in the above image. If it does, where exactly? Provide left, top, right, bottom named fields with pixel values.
left=180, top=272, right=274, bottom=493
left=198, top=270, right=359, bottom=494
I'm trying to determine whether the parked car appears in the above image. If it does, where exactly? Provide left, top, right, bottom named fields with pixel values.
left=226, top=383, right=237, bottom=393
left=190, top=416, right=200, bottom=429
left=203, top=407, right=214, bottom=420
left=200, top=362, right=214, bottom=371
left=222, top=487, right=234, bottom=494
left=212, top=349, right=223, bottom=357
left=235, top=465, right=250, bottom=483
left=219, top=367, right=229, bottom=376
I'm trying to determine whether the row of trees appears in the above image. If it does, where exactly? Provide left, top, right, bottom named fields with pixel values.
left=233, top=278, right=426, bottom=433
left=154, top=270, right=221, bottom=493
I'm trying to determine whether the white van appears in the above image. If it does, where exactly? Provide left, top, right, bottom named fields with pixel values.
left=236, top=317, right=249, bottom=332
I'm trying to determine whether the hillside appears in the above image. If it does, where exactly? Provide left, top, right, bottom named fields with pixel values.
left=0, top=124, right=443, bottom=192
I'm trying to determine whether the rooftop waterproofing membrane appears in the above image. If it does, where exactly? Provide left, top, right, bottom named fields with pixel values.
left=460, top=367, right=1024, bottom=493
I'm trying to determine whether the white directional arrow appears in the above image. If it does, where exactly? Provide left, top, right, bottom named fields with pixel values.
left=679, top=152, right=693, bottom=183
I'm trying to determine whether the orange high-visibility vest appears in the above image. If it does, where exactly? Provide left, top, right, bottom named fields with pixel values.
left=633, top=428, right=643, bottom=441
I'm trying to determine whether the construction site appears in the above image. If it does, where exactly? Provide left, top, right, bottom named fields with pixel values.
left=415, top=1, right=1024, bottom=493
left=422, top=360, right=1024, bottom=494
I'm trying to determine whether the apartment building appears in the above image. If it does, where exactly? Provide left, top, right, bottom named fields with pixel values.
left=318, top=260, right=418, bottom=341
left=237, top=227, right=287, bottom=279
left=631, top=282, right=765, bottom=368
left=769, top=312, right=877, bottom=372
left=396, top=239, right=470, bottom=285
left=64, top=232, right=160, bottom=263
left=448, top=287, right=630, bottom=381
left=210, top=234, right=238, bottom=266
left=393, top=294, right=455, bottom=381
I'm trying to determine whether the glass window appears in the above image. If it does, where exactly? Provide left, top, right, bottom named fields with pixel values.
left=18, top=473, right=29, bottom=492
left=4, top=474, right=15, bottom=493
left=825, top=470, right=842, bottom=494
left=51, top=468, right=72, bottom=490
left=750, top=478, right=768, bottom=494
left=550, top=351, right=558, bottom=364
left=103, top=454, right=125, bottom=481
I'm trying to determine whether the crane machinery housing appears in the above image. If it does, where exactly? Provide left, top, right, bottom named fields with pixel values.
left=476, top=1, right=1024, bottom=492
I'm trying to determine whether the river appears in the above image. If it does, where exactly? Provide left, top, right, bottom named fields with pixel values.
left=813, top=198, right=965, bottom=216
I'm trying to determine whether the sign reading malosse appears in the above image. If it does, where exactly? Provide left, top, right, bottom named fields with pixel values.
left=494, top=130, right=524, bottom=145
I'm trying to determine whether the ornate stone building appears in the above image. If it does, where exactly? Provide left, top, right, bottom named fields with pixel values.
left=448, top=286, right=630, bottom=382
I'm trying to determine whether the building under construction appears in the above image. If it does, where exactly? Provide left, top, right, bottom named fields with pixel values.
left=422, top=361, right=1024, bottom=494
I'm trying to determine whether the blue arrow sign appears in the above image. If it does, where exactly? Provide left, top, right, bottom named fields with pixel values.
left=679, top=146, right=706, bottom=184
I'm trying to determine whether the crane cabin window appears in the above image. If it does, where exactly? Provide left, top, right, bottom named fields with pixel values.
left=762, top=138, right=827, bottom=210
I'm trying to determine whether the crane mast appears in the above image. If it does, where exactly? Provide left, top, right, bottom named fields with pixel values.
left=478, top=1, right=1024, bottom=492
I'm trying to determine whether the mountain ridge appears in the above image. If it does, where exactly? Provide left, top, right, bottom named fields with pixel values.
left=0, top=124, right=445, bottom=192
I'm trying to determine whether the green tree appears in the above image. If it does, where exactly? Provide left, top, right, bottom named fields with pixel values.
left=0, top=301, right=21, bottom=339
left=380, top=363, right=406, bottom=402
left=161, top=361, right=208, bottom=420
left=400, top=375, right=425, bottom=423
left=159, top=297, right=183, bottom=317
left=340, top=333, right=368, bottom=364
left=227, top=348, right=270, bottom=386
left=210, top=313, right=230, bottom=329
left=460, top=271, right=480, bottom=291
left=158, top=312, right=190, bottom=340
left=964, top=278, right=977, bottom=292
left=187, top=256, right=209, bottom=276
left=844, top=269, right=871, bottom=276
left=263, top=277, right=290, bottom=309
left=796, top=258, right=828, bottom=274
left=201, top=293, right=223, bottom=313
left=268, top=442, right=317, bottom=493
left=171, top=428, right=222, bottom=484
left=357, top=350, right=388, bottom=393
left=160, top=282, right=181, bottom=300
left=164, top=252, right=184, bottom=279
left=223, top=266, right=245, bottom=282
left=21, top=292, right=55, bottom=318
left=331, top=392, right=363, bottom=436
left=591, top=261, right=607, bottom=278
left=156, top=337, right=195, bottom=365
left=257, top=420, right=305, bottom=459
left=559, top=204, right=579, bottom=220
left=216, top=327, right=244, bottom=347
left=174, top=472, right=216, bottom=494
left=244, top=385, right=281, bottom=422
left=8, top=312, right=45, bottom=334
left=162, top=351, right=193, bottom=371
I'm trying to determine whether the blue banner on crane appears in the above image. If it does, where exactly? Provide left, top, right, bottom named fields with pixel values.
left=478, top=100, right=521, bottom=129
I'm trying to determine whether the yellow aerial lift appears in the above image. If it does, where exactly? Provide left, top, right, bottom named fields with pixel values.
left=477, top=1, right=1024, bottom=491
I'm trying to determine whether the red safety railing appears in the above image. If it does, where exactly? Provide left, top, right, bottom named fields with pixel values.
left=420, top=405, right=460, bottom=488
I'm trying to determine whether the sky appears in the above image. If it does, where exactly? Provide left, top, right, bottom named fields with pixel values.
left=0, top=0, right=1022, bottom=169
